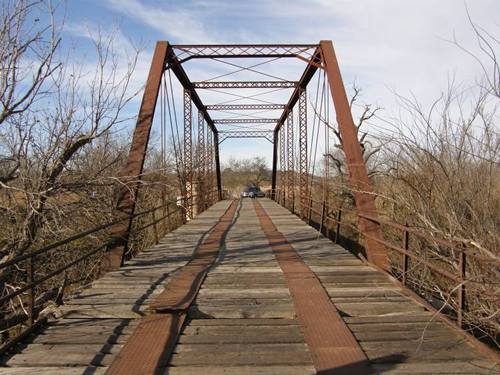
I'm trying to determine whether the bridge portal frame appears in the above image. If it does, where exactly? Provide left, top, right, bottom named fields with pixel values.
left=108, top=41, right=389, bottom=271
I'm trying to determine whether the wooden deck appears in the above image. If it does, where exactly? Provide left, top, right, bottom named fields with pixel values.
left=1, top=199, right=498, bottom=374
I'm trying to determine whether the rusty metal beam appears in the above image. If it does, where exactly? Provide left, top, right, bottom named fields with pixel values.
left=286, top=110, right=294, bottom=204
left=206, top=129, right=214, bottom=199
left=184, top=89, right=193, bottom=220
left=275, top=47, right=322, bottom=132
left=320, top=40, right=389, bottom=270
left=219, top=130, right=274, bottom=143
left=213, top=132, right=222, bottom=200
left=167, top=44, right=222, bottom=200
left=213, top=118, right=278, bottom=124
left=279, top=126, right=286, bottom=197
left=171, top=44, right=318, bottom=63
left=106, top=41, right=169, bottom=270
left=197, top=111, right=206, bottom=213
left=193, top=81, right=297, bottom=89
left=206, top=104, right=285, bottom=111
left=298, top=89, right=308, bottom=218
left=271, top=129, right=279, bottom=198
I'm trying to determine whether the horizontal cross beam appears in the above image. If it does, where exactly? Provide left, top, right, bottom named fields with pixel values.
left=193, top=81, right=297, bottom=89
left=219, top=130, right=274, bottom=143
left=206, top=104, right=286, bottom=111
left=213, top=118, right=278, bottom=124
left=171, top=44, right=318, bottom=63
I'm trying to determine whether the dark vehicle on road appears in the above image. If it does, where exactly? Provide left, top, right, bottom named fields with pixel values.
left=240, top=186, right=265, bottom=198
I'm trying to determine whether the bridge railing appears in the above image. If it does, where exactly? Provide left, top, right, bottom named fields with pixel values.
left=271, top=188, right=499, bottom=339
left=0, top=189, right=220, bottom=355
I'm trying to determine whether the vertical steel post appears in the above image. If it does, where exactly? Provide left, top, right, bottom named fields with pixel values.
left=402, top=225, right=409, bottom=285
left=214, top=131, right=222, bottom=200
left=151, top=210, right=159, bottom=244
left=28, top=255, right=35, bottom=325
left=184, top=89, right=193, bottom=219
left=197, top=111, right=205, bottom=212
left=207, top=127, right=214, bottom=202
left=335, top=209, right=342, bottom=243
left=286, top=110, right=294, bottom=208
left=458, top=250, right=466, bottom=328
left=106, top=42, right=169, bottom=270
left=279, top=127, right=286, bottom=204
left=298, top=88, right=308, bottom=218
left=320, top=40, right=389, bottom=270
left=271, top=129, right=279, bottom=199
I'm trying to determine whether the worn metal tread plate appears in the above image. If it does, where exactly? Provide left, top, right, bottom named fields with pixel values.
left=253, top=199, right=370, bottom=375
left=105, top=200, right=238, bottom=374
left=2, top=199, right=499, bottom=375
left=257, top=199, right=500, bottom=374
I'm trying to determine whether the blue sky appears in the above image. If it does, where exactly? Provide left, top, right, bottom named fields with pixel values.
left=60, top=0, right=499, bottom=166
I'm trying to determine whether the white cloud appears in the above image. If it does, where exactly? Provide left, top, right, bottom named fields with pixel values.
left=71, top=0, right=499, bottom=165
left=104, top=0, right=211, bottom=43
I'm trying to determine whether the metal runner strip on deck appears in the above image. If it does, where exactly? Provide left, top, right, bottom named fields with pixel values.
left=106, top=201, right=238, bottom=374
left=2, top=199, right=498, bottom=374
left=253, top=199, right=370, bottom=375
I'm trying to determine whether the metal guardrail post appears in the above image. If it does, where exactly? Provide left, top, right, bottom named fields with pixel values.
left=335, top=209, right=342, bottom=244
left=28, top=255, right=35, bottom=326
left=402, top=224, right=409, bottom=286
left=151, top=211, right=159, bottom=244
left=321, top=201, right=326, bottom=237
left=458, top=250, right=467, bottom=328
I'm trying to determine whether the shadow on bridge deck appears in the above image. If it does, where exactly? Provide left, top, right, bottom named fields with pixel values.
left=1, top=199, right=498, bottom=374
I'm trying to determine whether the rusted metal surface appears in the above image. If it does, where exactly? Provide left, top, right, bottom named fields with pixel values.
left=105, top=314, right=186, bottom=375
left=218, top=130, right=274, bottom=143
left=105, top=41, right=169, bottom=270
left=213, top=118, right=279, bottom=124
left=171, top=44, right=319, bottom=63
left=274, top=47, right=322, bottom=132
left=194, top=81, right=297, bottom=89
left=151, top=200, right=237, bottom=311
left=279, top=126, right=286, bottom=199
left=271, top=129, right=279, bottom=198
left=108, top=201, right=237, bottom=374
left=252, top=199, right=369, bottom=374
left=206, top=104, right=285, bottom=110
left=197, top=111, right=206, bottom=213
left=286, top=109, right=295, bottom=205
left=298, top=88, right=308, bottom=218
left=166, top=45, right=222, bottom=201
left=213, top=131, right=222, bottom=200
left=319, top=40, right=389, bottom=270
left=184, top=89, right=193, bottom=220
left=206, top=128, right=214, bottom=200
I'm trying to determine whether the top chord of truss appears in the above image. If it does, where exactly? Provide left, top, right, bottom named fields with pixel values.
left=193, top=81, right=297, bottom=89
left=218, top=130, right=274, bottom=143
left=213, top=118, right=279, bottom=124
left=171, top=44, right=319, bottom=63
left=206, top=104, right=286, bottom=111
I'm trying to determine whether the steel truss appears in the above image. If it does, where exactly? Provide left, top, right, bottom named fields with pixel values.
left=193, top=81, right=297, bottom=89
left=286, top=110, right=294, bottom=205
left=206, top=104, right=285, bottom=111
left=115, top=40, right=388, bottom=273
left=207, top=128, right=214, bottom=200
left=184, top=89, right=193, bottom=220
left=197, top=111, right=206, bottom=213
left=279, top=126, right=286, bottom=202
left=219, top=130, right=274, bottom=143
left=298, top=88, right=308, bottom=218
left=213, top=118, right=278, bottom=124
left=171, top=44, right=318, bottom=64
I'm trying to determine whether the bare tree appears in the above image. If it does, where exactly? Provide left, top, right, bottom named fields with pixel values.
left=0, top=2, right=141, bottom=340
